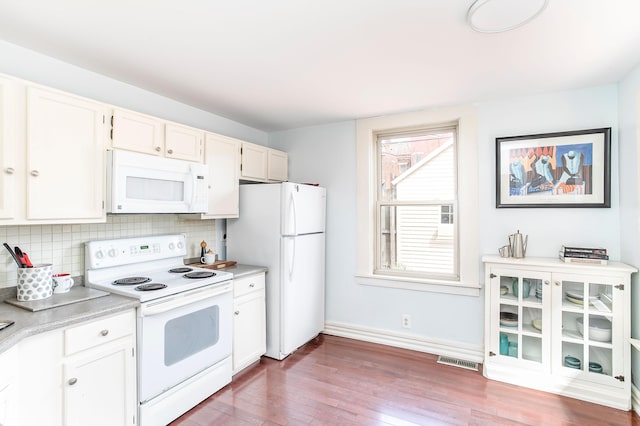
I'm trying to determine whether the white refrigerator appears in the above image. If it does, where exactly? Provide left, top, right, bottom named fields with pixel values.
left=227, top=182, right=326, bottom=360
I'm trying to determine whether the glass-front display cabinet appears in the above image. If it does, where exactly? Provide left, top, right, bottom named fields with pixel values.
left=483, top=255, right=636, bottom=410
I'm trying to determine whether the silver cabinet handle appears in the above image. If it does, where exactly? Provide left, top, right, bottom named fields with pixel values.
left=249, top=283, right=255, bottom=288
left=544, top=280, right=549, bottom=285
left=234, top=311, right=240, bottom=316
left=155, top=146, right=161, bottom=152
left=100, top=329, right=109, bottom=336
left=68, top=378, right=78, bottom=386
left=4, top=167, right=14, bottom=174
left=555, top=281, right=561, bottom=286
left=30, top=170, right=39, bottom=177
left=167, top=149, right=173, bottom=154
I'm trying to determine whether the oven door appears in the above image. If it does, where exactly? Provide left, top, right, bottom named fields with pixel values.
left=137, top=283, right=232, bottom=403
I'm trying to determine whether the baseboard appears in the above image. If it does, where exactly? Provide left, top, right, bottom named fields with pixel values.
left=323, top=321, right=484, bottom=363
left=632, top=383, right=640, bottom=416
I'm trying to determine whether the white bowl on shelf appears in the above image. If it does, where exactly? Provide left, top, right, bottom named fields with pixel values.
left=576, top=316, right=612, bottom=342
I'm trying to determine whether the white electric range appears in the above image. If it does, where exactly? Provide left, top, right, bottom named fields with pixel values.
left=85, top=234, right=233, bottom=426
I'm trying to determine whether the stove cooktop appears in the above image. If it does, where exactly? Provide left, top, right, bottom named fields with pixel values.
left=86, top=264, right=233, bottom=302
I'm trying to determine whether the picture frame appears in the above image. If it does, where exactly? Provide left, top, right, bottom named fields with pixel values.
left=496, top=128, right=611, bottom=208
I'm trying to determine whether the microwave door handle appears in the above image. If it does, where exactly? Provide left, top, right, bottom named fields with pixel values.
left=188, top=167, right=197, bottom=208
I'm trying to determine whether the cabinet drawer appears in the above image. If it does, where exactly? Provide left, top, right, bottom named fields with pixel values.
left=65, top=311, right=135, bottom=355
left=234, top=273, right=265, bottom=298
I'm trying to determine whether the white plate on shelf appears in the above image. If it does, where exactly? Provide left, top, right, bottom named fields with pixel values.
left=565, top=290, right=599, bottom=301
left=532, top=319, right=542, bottom=331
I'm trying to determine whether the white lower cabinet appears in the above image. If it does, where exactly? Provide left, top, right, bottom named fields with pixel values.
left=483, top=255, right=636, bottom=410
left=15, top=310, right=137, bottom=426
left=232, top=272, right=266, bottom=374
left=0, top=345, right=18, bottom=426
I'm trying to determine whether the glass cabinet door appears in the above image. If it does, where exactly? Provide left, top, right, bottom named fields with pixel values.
left=492, top=268, right=551, bottom=367
left=552, top=273, right=622, bottom=386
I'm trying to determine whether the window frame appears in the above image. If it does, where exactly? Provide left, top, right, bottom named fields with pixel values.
left=374, top=125, right=459, bottom=280
left=355, top=105, right=480, bottom=296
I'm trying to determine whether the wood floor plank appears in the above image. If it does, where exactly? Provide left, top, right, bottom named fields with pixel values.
left=171, top=335, right=640, bottom=425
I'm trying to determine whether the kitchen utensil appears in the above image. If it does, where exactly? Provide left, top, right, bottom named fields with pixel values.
left=200, top=240, right=207, bottom=262
left=0, top=320, right=15, bottom=331
left=16, top=263, right=53, bottom=301
left=576, top=316, right=612, bottom=342
left=201, top=253, right=216, bottom=265
left=509, top=230, right=528, bottom=258
left=500, top=311, right=518, bottom=327
left=3, top=243, right=23, bottom=267
left=589, top=362, right=603, bottom=373
left=52, top=273, right=74, bottom=294
left=564, top=355, right=581, bottom=369
left=512, top=278, right=531, bottom=298
left=14, top=246, right=33, bottom=268
left=500, top=285, right=508, bottom=295
left=498, top=245, right=511, bottom=257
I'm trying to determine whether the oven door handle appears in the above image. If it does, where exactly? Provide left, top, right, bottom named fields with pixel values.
left=140, top=282, right=231, bottom=316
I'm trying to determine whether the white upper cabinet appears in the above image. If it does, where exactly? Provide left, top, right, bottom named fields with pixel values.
left=0, top=76, right=21, bottom=220
left=202, top=132, right=240, bottom=219
left=240, top=142, right=268, bottom=181
left=111, top=108, right=164, bottom=156
left=165, top=122, right=204, bottom=162
left=268, top=149, right=288, bottom=182
left=26, top=87, right=108, bottom=221
left=111, top=108, right=203, bottom=163
left=240, top=142, right=288, bottom=183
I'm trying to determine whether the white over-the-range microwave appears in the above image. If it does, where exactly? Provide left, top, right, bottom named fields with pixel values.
left=107, top=150, right=209, bottom=214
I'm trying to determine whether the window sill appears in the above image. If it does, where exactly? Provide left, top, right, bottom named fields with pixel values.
left=356, top=274, right=481, bottom=296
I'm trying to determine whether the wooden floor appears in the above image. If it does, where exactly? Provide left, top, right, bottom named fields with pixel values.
left=172, top=334, right=640, bottom=425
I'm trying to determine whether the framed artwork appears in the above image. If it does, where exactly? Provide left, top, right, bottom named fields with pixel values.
left=496, top=128, right=611, bottom=208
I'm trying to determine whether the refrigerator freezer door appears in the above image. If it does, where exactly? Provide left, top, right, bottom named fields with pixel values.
left=280, top=233, right=326, bottom=357
left=281, top=183, right=326, bottom=236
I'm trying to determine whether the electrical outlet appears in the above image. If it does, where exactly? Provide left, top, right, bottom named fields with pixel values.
left=402, top=314, right=411, bottom=329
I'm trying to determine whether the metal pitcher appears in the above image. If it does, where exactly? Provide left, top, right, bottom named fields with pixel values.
left=509, top=230, right=528, bottom=258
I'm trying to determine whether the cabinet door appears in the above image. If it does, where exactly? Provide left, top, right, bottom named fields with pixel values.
left=233, top=289, right=266, bottom=373
left=0, top=76, right=22, bottom=220
left=165, top=122, right=203, bottom=162
left=240, top=142, right=268, bottom=181
left=268, top=149, right=288, bottom=182
left=0, top=345, right=18, bottom=426
left=551, top=272, right=625, bottom=387
left=203, top=132, right=240, bottom=218
left=111, top=108, right=164, bottom=156
left=26, top=87, right=107, bottom=221
left=488, top=267, right=551, bottom=369
left=63, top=337, right=136, bottom=426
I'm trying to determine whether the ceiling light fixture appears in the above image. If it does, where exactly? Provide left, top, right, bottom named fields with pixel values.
left=467, top=0, right=548, bottom=33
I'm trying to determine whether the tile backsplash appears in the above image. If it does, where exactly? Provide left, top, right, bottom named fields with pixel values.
left=0, top=215, right=218, bottom=288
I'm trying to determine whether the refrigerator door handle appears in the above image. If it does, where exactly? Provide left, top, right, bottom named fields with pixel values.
left=288, top=237, right=296, bottom=280
left=290, top=191, right=297, bottom=236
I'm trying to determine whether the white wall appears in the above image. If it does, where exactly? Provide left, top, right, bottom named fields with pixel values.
left=618, top=62, right=640, bottom=386
left=0, top=41, right=268, bottom=144
left=270, top=83, right=623, bottom=351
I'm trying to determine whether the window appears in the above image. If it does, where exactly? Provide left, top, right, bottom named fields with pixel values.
left=356, top=105, right=479, bottom=296
left=376, top=127, right=457, bottom=280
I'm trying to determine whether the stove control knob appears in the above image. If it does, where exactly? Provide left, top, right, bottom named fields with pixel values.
left=95, top=250, right=104, bottom=259
left=108, top=248, right=118, bottom=258
left=168, top=242, right=175, bottom=250
left=177, top=241, right=184, bottom=249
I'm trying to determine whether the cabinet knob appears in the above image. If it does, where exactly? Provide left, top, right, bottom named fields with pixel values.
left=68, top=378, right=78, bottom=386
left=249, top=283, right=255, bottom=288
left=4, top=167, right=14, bottom=174
left=100, top=329, right=109, bottom=336
left=155, top=146, right=161, bottom=152
left=30, top=170, right=40, bottom=177
left=167, top=149, right=174, bottom=154
left=544, top=280, right=549, bottom=285
left=554, top=281, right=560, bottom=286
left=234, top=311, right=240, bottom=316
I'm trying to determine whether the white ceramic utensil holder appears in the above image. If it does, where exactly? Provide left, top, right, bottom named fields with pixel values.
left=17, top=264, right=53, bottom=301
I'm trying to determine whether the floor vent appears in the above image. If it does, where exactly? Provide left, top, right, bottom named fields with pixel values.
left=437, top=356, right=479, bottom=371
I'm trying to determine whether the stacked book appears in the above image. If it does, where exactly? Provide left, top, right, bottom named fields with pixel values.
left=559, top=246, right=608, bottom=265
